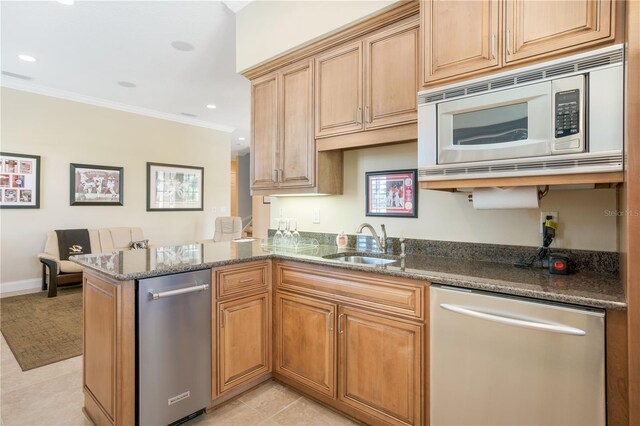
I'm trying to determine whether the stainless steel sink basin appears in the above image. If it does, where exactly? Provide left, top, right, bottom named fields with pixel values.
left=325, top=254, right=398, bottom=266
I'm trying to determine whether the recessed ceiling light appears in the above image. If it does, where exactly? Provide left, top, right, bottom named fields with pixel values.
left=57, top=0, right=75, bottom=5
left=238, top=137, right=246, bottom=141
left=18, top=54, right=36, bottom=63
left=117, top=81, right=136, bottom=88
left=206, top=104, right=217, bottom=109
left=171, top=41, right=195, bottom=52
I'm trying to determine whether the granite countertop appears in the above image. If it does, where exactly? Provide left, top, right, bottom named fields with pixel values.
left=70, top=239, right=626, bottom=310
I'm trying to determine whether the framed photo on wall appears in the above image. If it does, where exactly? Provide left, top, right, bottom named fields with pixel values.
left=147, top=162, right=204, bottom=211
left=365, top=169, right=418, bottom=218
left=70, top=163, right=123, bottom=206
left=0, top=152, right=40, bottom=209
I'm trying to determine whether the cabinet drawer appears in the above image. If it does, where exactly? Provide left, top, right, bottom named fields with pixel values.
left=214, top=261, right=270, bottom=299
left=275, top=261, right=425, bottom=320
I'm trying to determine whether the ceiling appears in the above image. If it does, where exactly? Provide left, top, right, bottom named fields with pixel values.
left=1, top=1, right=251, bottom=153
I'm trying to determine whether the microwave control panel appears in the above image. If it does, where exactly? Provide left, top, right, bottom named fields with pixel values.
left=554, top=89, right=580, bottom=138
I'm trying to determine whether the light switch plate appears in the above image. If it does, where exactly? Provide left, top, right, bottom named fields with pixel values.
left=540, top=211, right=558, bottom=233
left=312, top=208, right=320, bottom=224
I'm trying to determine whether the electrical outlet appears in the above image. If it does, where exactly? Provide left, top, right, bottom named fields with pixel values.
left=312, top=208, right=320, bottom=224
left=220, top=206, right=228, bottom=214
left=540, top=211, right=559, bottom=233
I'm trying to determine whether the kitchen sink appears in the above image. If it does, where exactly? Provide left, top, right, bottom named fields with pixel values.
left=324, top=253, right=399, bottom=266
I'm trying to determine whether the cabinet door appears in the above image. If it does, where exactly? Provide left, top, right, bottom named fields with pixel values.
left=279, top=59, right=315, bottom=188
left=251, top=72, right=278, bottom=190
left=275, top=292, right=337, bottom=397
left=315, top=41, right=364, bottom=138
left=338, top=306, right=423, bottom=426
left=505, top=0, right=614, bottom=64
left=422, top=0, right=500, bottom=85
left=365, top=19, right=419, bottom=129
left=217, top=292, right=271, bottom=395
left=84, top=275, right=117, bottom=421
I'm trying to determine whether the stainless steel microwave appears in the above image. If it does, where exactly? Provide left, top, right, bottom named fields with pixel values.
left=418, top=44, right=624, bottom=181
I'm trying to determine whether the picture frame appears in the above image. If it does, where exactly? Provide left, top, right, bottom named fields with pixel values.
left=0, top=152, right=40, bottom=209
left=365, top=169, right=418, bottom=218
left=147, top=162, right=204, bottom=211
left=70, top=163, right=124, bottom=206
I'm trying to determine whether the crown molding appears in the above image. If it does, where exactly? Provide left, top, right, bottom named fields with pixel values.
left=1, top=79, right=235, bottom=133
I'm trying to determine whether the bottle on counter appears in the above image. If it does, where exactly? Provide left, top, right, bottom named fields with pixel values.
left=336, top=230, right=348, bottom=248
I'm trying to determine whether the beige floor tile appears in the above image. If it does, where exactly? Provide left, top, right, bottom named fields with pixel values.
left=238, top=381, right=301, bottom=418
left=270, top=397, right=358, bottom=426
left=188, top=400, right=264, bottom=426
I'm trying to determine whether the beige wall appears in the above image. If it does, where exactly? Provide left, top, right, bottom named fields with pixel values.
left=272, top=143, right=618, bottom=251
left=236, top=0, right=399, bottom=71
left=0, top=88, right=231, bottom=287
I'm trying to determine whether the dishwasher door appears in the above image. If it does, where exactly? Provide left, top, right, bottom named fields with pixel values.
left=430, top=285, right=605, bottom=426
left=138, top=270, right=211, bottom=426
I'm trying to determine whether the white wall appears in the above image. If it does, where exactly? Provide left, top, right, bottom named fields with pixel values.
left=236, top=0, right=399, bottom=71
left=272, top=143, right=618, bottom=251
left=0, top=88, right=231, bottom=288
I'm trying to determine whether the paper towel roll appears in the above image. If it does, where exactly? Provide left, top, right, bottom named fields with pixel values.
left=472, top=186, right=539, bottom=209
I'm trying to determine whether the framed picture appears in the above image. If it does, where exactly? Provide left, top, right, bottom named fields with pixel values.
left=0, top=152, right=40, bottom=209
left=365, top=169, right=418, bottom=218
left=147, top=162, right=204, bottom=211
left=70, top=163, right=123, bottom=206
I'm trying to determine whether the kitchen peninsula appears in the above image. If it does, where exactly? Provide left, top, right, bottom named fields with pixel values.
left=72, top=239, right=626, bottom=426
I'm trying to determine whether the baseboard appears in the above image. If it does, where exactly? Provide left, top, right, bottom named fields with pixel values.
left=0, top=278, right=41, bottom=297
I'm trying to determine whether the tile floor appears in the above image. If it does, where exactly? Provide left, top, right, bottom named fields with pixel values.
left=0, top=335, right=357, bottom=426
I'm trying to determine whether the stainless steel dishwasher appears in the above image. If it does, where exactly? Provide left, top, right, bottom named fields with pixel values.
left=138, top=270, right=211, bottom=426
left=430, top=285, right=605, bottom=426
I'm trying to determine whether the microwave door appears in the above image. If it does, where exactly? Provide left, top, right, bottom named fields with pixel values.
left=437, top=82, right=553, bottom=164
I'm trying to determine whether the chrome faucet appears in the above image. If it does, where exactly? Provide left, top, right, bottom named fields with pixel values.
left=356, top=223, right=387, bottom=252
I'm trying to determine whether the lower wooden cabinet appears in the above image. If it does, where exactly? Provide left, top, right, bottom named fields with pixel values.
left=274, top=292, right=337, bottom=397
left=215, top=291, right=271, bottom=396
left=338, top=306, right=424, bottom=426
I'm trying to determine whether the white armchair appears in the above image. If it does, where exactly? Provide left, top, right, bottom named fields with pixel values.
left=213, top=216, right=242, bottom=242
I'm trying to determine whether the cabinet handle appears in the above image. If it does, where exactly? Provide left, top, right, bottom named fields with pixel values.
left=338, top=313, right=345, bottom=334
left=328, top=312, right=334, bottom=331
left=239, top=278, right=254, bottom=284
left=272, top=169, right=278, bottom=183
left=506, top=29, right=511, bottom=55
left=490, top=33, right=495, bottom=59
left=279, top=169, right=284, bottom=182
left=365, top=106, right=371, bottom=123
left=356, top=107, right=363, bottom=125
left=220, top=309, right=225, bottom=328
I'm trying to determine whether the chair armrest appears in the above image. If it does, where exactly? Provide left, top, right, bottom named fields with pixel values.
left=38, top=253, right=61, bottom=268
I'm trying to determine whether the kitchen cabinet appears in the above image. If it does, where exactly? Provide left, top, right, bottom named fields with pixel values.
left=250, top=58, right=343, bottom=195
left=338, top=306, right=423, bottom=426
left=274, top=292, right=337, bottom=397
left=315, top=41, right=364, bottom=138
left=212, top=262, right=272, bottom=398
left=314, top=17, right=420, bottom=147
left=421, top=0, right=501, bottom=85
left=505, top=0, right=614, bottom=64
left=421, top=0, right=616, bottom=87
left=83, top=271, right=135, bottom=426
left=216, top=292, right=271, bottom=395
left=274, top=261, right=426, bottom=425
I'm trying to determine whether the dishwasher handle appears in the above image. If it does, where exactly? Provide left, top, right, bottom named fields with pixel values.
left=440, top=303, right=586, bottom=336
left=149, top=283, right=209, bottom=300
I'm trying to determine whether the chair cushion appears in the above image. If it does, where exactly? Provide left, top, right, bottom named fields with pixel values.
left=59, top=260, right=83, bottom=274
left=98, top=227, right=144, bottom=252
left=213, top=217, right=242, bottom=242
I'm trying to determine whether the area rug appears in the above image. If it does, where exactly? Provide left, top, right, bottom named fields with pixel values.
left=0, top=286, right=83, bottom=371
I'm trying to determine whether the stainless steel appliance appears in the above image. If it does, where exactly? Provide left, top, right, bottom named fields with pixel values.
left=418, top=44, right=623, bottom=181
left=138, top=270, right=211, bottom=426
left=430, top=285, right=605, bottom=426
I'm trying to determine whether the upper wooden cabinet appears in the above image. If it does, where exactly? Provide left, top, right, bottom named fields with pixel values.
left=421, top=0, right=616, bottom=87
left=250, top=58, right=343, bottom=195
left=315, top=41, right=364, bottom=138
left=315, top=17, right=420, bottom=141
left=504, top=0, right=614, bottom=63
left=422, top=0, right=501, bottom=85
left=365, top=20, right=420, bottom=130
left=250, top=73, right=278, bottom=190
